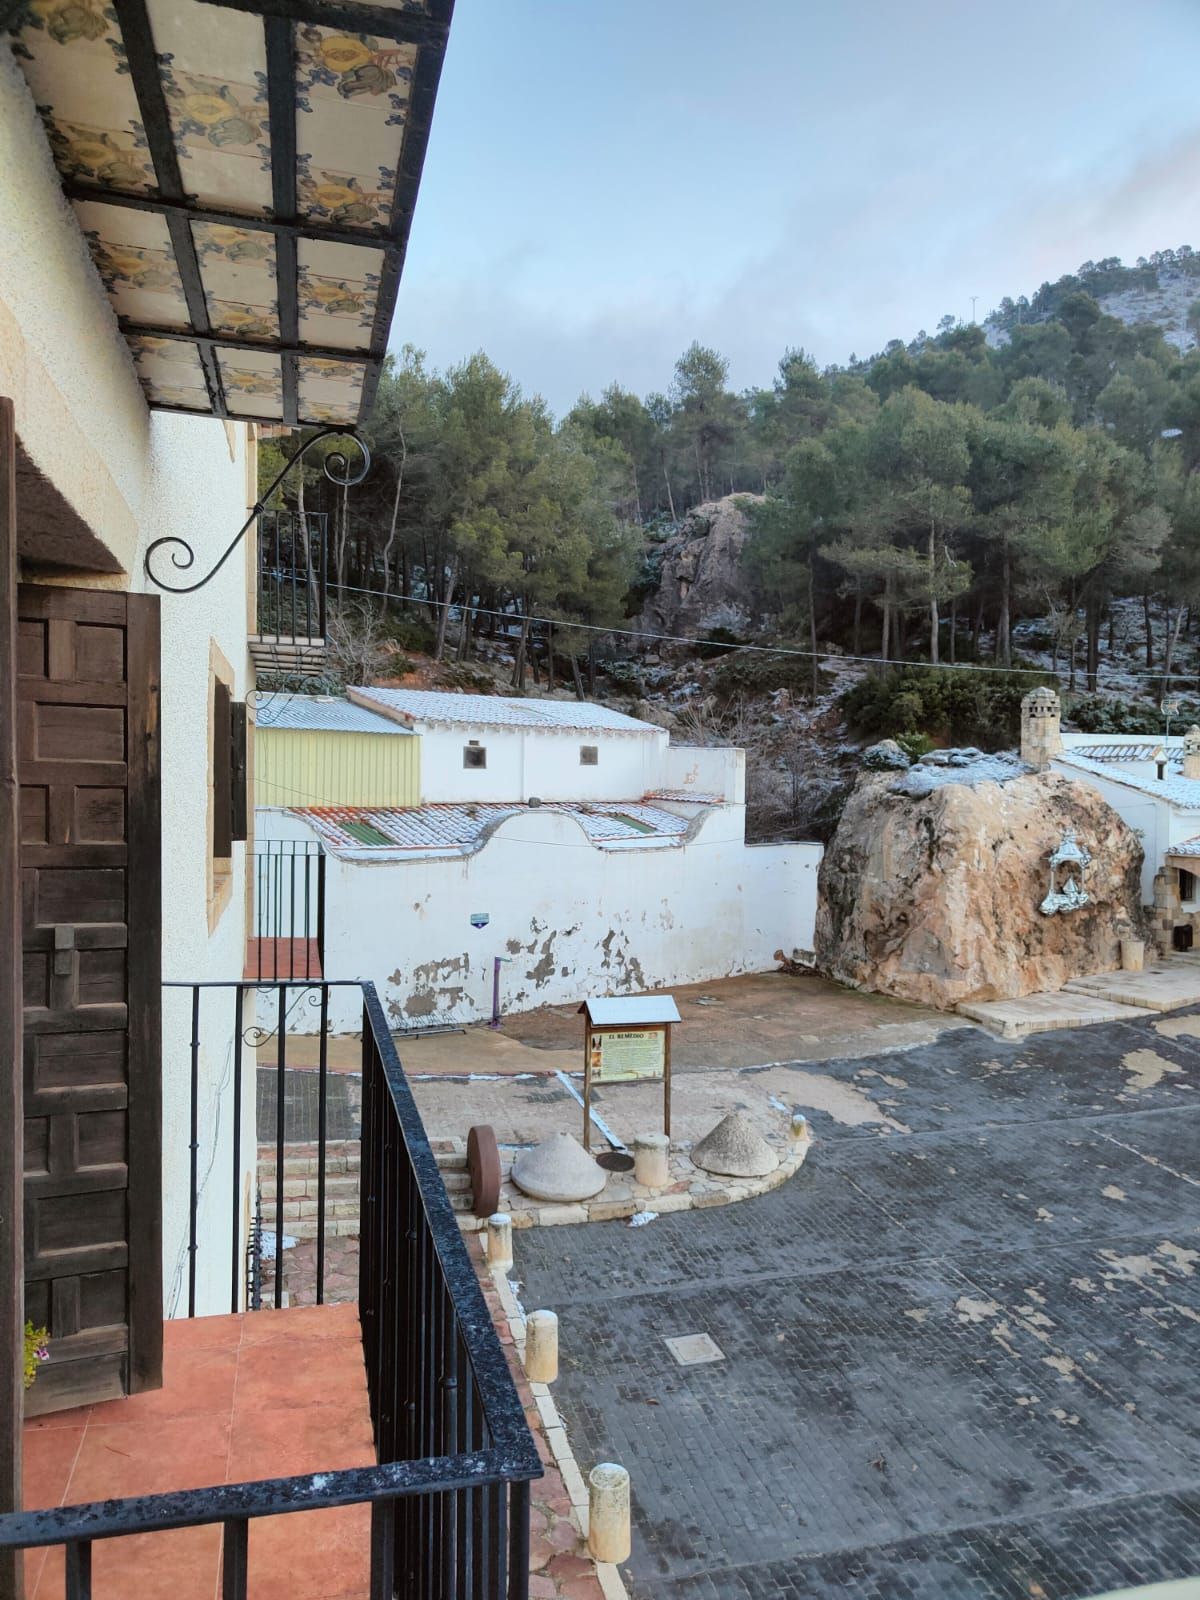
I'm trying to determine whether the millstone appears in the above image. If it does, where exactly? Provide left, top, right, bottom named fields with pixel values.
left=690, top=1112, right=779, bottom=1178
left=510, top=1132, right=607, bottom=1202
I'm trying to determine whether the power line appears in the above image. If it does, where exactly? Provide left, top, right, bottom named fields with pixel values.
left=319, top=576, right=1200, bottom=686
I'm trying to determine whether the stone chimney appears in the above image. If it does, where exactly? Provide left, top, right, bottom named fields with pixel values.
left=1020, top=687, right=1063, bottom=771
left=1184, top=726, right=1200, bottom=780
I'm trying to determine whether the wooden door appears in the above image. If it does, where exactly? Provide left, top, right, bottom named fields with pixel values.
left=19, top=585, right=161, bottom=1414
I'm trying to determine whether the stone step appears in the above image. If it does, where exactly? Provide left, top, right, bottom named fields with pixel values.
left=283, top=1188, right=476, bottom=1238
left=958, top=992, right=1152, bottom=1040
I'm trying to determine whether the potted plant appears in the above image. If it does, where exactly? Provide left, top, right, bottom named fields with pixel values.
left=24, top=1323, right=49, bottom=1390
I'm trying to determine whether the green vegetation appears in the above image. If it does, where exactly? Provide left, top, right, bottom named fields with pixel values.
left=841, top=668, right=1054, bottom=751
left=264, top=250, right=1200, bottom=702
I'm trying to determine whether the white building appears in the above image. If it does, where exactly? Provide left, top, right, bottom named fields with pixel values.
left=0, top=0, right=454, bottom=1467
left=257, top=689, right=823, bottom=1032
left=1052, top=730, right=1200, bottom=949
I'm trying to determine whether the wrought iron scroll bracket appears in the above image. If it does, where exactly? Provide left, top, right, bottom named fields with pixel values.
left=143, top=425, right=371, bottom=595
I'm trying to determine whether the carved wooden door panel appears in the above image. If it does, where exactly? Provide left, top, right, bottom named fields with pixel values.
left=19, top=585, right=161, bottom=1415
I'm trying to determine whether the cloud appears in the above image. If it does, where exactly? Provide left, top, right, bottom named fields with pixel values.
left=393, top=119, right=1200, bottom=418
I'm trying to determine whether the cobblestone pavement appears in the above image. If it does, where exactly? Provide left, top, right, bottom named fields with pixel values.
left=514, top=1008, right=1200, bottom=1600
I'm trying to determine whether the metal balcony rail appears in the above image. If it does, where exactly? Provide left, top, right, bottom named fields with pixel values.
left=247, top=839, right=325, bottom=982
left=257, top=509, right=328, bottom=644
left=0, top=980, right=540, bottom=1600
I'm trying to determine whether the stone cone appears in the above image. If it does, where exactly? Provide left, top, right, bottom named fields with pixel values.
left=510, top=1132, right=607, bottom=1202
left=690, top=1112, right=778, bottom=1178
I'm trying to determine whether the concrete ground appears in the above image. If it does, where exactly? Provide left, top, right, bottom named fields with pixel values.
left=514, top=1007, right=1200, bottom=1600
left=260, top=971, right=953, bottom=1076
left=258, top=971, right=956, bottom=1149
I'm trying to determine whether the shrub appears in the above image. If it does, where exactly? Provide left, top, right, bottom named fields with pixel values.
left=840, top=667, right=1053, bottom=751
left=694, top=626, right=747, bottom=660
left=711, top=651, right=834, bottom=702
left=1066, top=695, right=1199, bottom=735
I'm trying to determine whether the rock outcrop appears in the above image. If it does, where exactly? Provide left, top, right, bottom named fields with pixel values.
left=640, top=494, right=762, bottom=639
left=816, top=761, right=1145, bottom=1009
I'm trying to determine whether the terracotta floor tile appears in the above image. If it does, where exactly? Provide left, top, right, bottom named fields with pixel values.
left=162, top=1312, right=244, bottom=1351
left=23, top=1546, right=48, bottom=1599
left=234, top=1337, right=368, bottom=1414
left=90, top=1523, right=222, bottom=1600
left=245, top=1504, right=371, bottom=1600
left=238, top=1303, right=360, bottom=1346
left=67, top=1415, right=232, bottom=1503
left=21, top=1424, right=85, bottom=1510
left=88, top=1344, right=238, bottom=1426
left=226, top=1401, right=374, bottom=1483
left=24, top=1403, right=90, bottom=1432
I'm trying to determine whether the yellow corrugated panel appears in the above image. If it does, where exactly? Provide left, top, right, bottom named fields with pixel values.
left=256, top=729, right=420, bottom=809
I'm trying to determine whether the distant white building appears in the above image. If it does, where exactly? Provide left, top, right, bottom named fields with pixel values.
left=1022, top=691, right=1200, bottom=952
left=257, top=690, right=822, bottom=1031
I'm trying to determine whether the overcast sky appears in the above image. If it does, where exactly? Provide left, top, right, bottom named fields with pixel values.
left=390, top=0, right=1200, bottom=417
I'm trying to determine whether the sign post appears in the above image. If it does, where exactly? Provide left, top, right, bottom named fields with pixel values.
left=578, top=996, right=681, bottom=1152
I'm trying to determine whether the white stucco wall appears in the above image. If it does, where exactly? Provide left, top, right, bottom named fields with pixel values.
left=1052, top=760, right=1170, bottom=907
left=413, top=723, right=668, bottom=804
left=270, top=807, right=821, bottom=1033
left=1, top=55, right=256, bottom=1318
left=131, top=421, right=257, bottom=1320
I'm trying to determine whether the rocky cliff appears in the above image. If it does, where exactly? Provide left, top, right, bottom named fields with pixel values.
left=815, top=752, right=1145, bottom=1009
left=640, top=494, right=762, bottom=640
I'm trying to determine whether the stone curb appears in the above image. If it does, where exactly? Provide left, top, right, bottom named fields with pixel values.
left=461, top=1131, right=812, bottom=1233
left=489, top=1259, right=629, bottom=1600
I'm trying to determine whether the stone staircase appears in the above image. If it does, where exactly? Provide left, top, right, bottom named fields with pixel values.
left=257, top=1138, right=476, bottom=1238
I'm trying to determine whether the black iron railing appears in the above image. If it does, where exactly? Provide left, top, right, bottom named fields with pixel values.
left=0, top=979, right=540, bottom=1600
left=248, top=839, right=325, bottom=982
left=257, top=509, right=328, bottom=643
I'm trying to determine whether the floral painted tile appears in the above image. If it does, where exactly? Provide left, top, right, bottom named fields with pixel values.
left=192, top=221, right=279, bottom=340
left=297, top=239, right=385, bottom=350
left=10, top=0, right=155, bottom=191
left=295, top=27, right=417, bottom=229
left=145, top=0, right=271, bottom=211
left=217, top=347, right=283, bottom=419
left=74, top=199, right=189, bottom=326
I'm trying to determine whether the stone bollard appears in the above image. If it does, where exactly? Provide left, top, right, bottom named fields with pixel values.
left=1120, top=938, right=1146, bottom=973
left=587, top=1462, right=631, bottom=1564
left=633, top=1133, right=670, bottom=1189
left=524, top=1310, right=558, bottom=1383
left=486, top=1212, right=512, bottom=1271
left=790, top=1113, right=811, bottom=1144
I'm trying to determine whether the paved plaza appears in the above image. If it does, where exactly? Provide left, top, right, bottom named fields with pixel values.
left=515, top=1010, right=1200, bottom=1600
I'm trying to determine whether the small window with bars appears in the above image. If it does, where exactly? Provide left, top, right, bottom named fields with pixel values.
left=1180, top=867, right=1197, bottom=905
left=463, top=743, right=487, bottom=769
left=580, top=745, right=599, bottom=766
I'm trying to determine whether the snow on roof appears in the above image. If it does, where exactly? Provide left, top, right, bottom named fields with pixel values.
left=291, top=800, right=694, bottom=858
left=1056, top=750, right=1200, bottom=811
left=256, top=695, right=413, bottom=736
left=578, top=996, right=682, bottom=1026
left=348, top=686, right=657, bottom=734
left=1063, top=741, right=1161, bottom=763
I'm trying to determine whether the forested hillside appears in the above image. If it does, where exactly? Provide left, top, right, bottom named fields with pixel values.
left=268, top=246, right=1200, bottom=704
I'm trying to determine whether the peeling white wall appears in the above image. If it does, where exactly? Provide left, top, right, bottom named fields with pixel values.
left=270, top=806, right=821, bottom=1033
left=1, top=56, right=256, bottom=1318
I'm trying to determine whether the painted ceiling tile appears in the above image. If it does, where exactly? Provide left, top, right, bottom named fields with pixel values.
left=295, top=27, right=416, bottom=229
left=299, top=361, right=364, bottom=423
left=296, top=238, right=384, bottom=350
left=192, top=220, right=280, bottom=339
left=129, top=334, right=210, bottom=410
left=10, top=0, right=155, bottom=190
left=73, top=198, right=189, bottom=326
left=145, top=0, right=271, bottom=211
left=227, top=391, right=283, bottom=419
